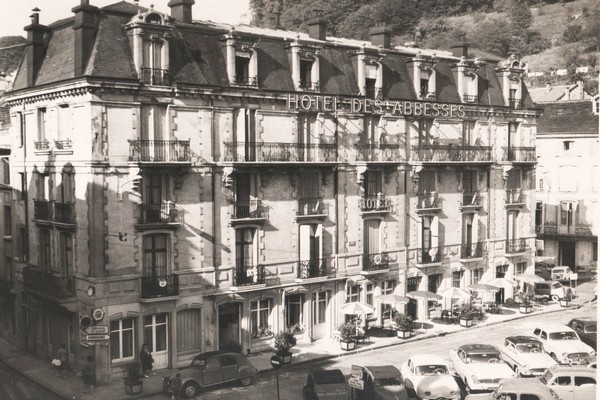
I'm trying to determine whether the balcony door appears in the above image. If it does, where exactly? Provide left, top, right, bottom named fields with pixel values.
left=311, top=291, right=329, bottom=340
left=144, top=174, right=170, bottom=223
left=140, top=105, right=167, bottom=161
left=235, top=109, right=256, bottom=161
left=299, top=224, right=322, bottom=277
left=365, top=171, right=382, bottom=200
left=143, top=234, right=168, bottom=278
left=364, top=219, right=381, bottom=260
left=143, top=314, right=169, bottom=369
left=298, top=114, right=316, bottom=161
left=298, top=172, right=320, bottom=215
left=235, top=228, right=257, bottom=283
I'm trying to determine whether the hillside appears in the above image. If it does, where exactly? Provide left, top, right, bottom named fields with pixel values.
left=0, top=36, right=26, bottom=75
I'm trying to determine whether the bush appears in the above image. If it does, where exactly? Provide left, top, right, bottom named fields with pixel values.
left=393, top=314, right=412, bottom=332
left=273, top=331, right=297, bottom=355
left=563, top=24, right=582, bottom=43
left=337, top=321, right=357, bottom=340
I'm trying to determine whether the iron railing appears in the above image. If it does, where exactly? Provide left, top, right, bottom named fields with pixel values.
left=54, top=202, right=75, bottom=225
left=23, top=267, right=75, bottom=298
left=356, top=143, right=404, bottom=162
left=420, top=91, right=437, bottom=100
left=54, top=139, right=72, bottom=150
left=536, top=223, right=594, bottom=237
left=128, top=139, right=191, bottom=163
left=297, top=198, right=326, bottom=216
left=299, top=81, right=320, bottom=92
left=233, top=200, right=268, bottom=220
left=139, top=203, right=184, bottom=225
left=360, top=195, right=392, bottom=212
left=363, top=252, right=391, bottom=272
left=506, top=238, right=528, bottom=254
left=34, top=140, right=50, bottom=151
left=141, top=274, right=179, bottom=299
left=503, top=146, right=536, bottom=162
left=233, top=262, right=265, bottom=286
left=140, top=68, right=170, bottom=86
left=233, top=76, right=258, bottom=87
left=411, top=145, right=493, bottom=162
left=297, top=258, right=327, bottom=279
left=34, top=200, right=52, bottom=221
left=416, top=192, right=441, bottom=210
left=224, top=142, right=337, bottom=162
left=461, top=191, right=482, bottom=207
left=460, top=242, right=483, bottom=259
left=506, top=189, right=525, bottom=205
left=416, top=246, right=443, bottom=264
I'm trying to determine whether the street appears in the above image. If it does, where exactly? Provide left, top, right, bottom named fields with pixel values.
left=145, top=300, right=596, bottom=400
left=0, top=360, right=65, bottom=400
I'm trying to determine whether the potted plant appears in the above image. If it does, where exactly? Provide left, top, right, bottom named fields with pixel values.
left=122, top=363, right=143, bottom=396
left=459, top=308, right=474, bottom=327
left=273, top=331, right=297, bottom=364
left=288, top=322, right=305, bottom=336
left=519, top=295, right=533, bottom=314
left=337, top=321, right=356, bottom=351
left=394, top=314, right=412, bottom=339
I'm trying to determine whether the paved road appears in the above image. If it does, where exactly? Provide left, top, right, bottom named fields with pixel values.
left=146, top=299, right=597, bottom=400
left=0, top=360, right=65, bottom=400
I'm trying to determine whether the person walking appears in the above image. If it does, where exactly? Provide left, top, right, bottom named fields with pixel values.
left=57, top=344, right=69, bottom=378
left=82, top=355, right=96, bottom=395
left=140, top=343, right=154, bottom=377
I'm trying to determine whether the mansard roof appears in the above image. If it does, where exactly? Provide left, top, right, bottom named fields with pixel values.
left=537, top=100, right=598, bottom=136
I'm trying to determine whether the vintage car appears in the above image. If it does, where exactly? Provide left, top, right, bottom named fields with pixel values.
left=533, top=281, right=576, bottom=302
left=539, top=365, right=597, bottom=400
left=498, top=336, right=556, bottom=377
left=531, top=324, right=595, bottom=364
left=162, top=351, right=257, bottom=399
left=464, top=378, right=561, bottom=400
left=400, top=354, right=460, bottom=400
left=567, top=318, right=597, bottom=350
left=356, top=365, right=408, bottom=400
left=302, top=369, right=349, bottom=400
left=449, top=344, right=515, bottom=392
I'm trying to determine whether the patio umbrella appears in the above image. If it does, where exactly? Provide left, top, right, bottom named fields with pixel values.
left=375, top=294, right=410, bottom=304
left=513, top=274, right=545, bottom=284
left=338, top=301, right=376, bottom=315
left=468, top=283, right=500, bottom=292
left=486, top=277, right=518, bottom=287
left=406, top=291, right=442, bottom=300
left=437, top=287, right=472, bottom=302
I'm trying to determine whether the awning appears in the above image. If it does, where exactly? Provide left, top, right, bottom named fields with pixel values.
left=283, top=285, right=307, bottom=294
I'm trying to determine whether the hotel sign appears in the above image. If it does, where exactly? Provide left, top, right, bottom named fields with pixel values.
left=286, top=94, right=466, bottom=118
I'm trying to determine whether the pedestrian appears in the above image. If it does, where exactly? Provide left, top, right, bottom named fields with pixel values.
left=57, top=344, right=69, bottom=378
left=82, top=355, right=96, bottom=395
left=169, top=373, right=183, bottom=400
left=140, top=343, right=154, bottom=377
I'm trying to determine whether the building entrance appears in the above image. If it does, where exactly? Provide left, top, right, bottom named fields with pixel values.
left=218, top=303, right=241, bottom=351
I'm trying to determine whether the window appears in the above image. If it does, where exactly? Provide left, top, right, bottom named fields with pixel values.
left=1, top=158, right=8, bottom=185
left=3, top=205, right=10, bottom=237
left=59, top=172, right=74, bottom=204
left=516, top=262, right=527, bottom=275
left=462, top=170, right=477, bottom=193
left=37, top=108, right=47, bottom=143
left=418, top=119, right=433, bottom=146
left=234, top=109, right=257, bottom=161
left=299, top=224, right=322, bottom=268
left=285, top=294, right=304, bottom=328
left=346, top=284, right=360, bottom=303
left=235, top=55, right=250, bottom=85
left=364, top=219, right=381, bottom=256
left=422, top=217, right=432, bottom=250
left=508, top=122, right=519, bottom=148
left=366, top=78, right=377, bottom=98
left=17, top=111, right=24, bottom=147
left=554, top=376, right=572, bottom=386
left=520, top=395, right=540, bottom=400
left=236, top=228, right=256, bottom=270
left=365, top=283, right=374, bottom=306
left=142, top=173, right=171, bottom=222
left=298, top=171, right=320, bottom=213
left=364, top=170, right=383, bottom=200
left=39, top=229, right=52, bottom=272
left=462, top=121, right=476, bottom=145
left=37, top=174, right=50, bottom=201
left=470, top=268, right=483, bottom=285
left=563, top=140, right=573, bottom=151
left=18, top=226, right=28, bottom=262
left=19, top=173, right=26, bottom=201
left=560, top=202, right=575, bottom=226
left=364, top=115, right=381, bottom=144
left=140, top=105, right=167, bottom=144
left=141, top=35, right=169, bottom=85
left=299, top=58, right=314, bottom=89
left=177, top=309, right=201, bottom=351
left=110, top=319, right=135, bottom=361
left=452, top=271, right=462, bottom=288
left=298, top=113, right=317, bottom=161
left=143, top=234, right=169, bottom=277
left=418, top=169, right=436, bottom=193
left=312, top=291, right=328, bottom=325
left=59, top=233, right=73, bottom=276
left=574, top=376, right=596, bottom=386
left=144, top=314, right=168, bottom=354
left=250, top=299, right=271, bottom=338
left=380, top=280, right=396, bottom=315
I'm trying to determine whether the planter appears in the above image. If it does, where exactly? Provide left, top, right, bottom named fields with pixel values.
left=459, top=317, right=474, bottom=327
left=396, top=330, right=411, bottom=339
left=124, top=380, right=143, bottom=396
left=559, top=299, right=571, bottom=307
left=519, top=304, right=533, bottom=314
left=340, top=338, right=356, bottom=351
left=276, top=351, right=292, bottom=365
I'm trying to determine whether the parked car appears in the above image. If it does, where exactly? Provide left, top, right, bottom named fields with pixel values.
left=356, top=365, right=409, bottom=400
left=531, top=324, right=595, bottom=364
left=567, top=318, right=597, bottom=350
left=534, top=281, right=576, bottom=302
left=539, top=365, right=597, bottom=400
left=464, top=378, right=561, bottom=400
left=550, top=266, right=573, bottom=282
left=400, top=354, right=460, bottom=400
left=498, top=336, right=556, bottom=376
left=162, top=351, right=258, bottom=399
left=302, top=369, right=349, bottom=400
left=449, top=344, right=515, bottom=392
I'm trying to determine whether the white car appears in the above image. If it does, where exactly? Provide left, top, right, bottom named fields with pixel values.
left=400, top=354, right=460, bottom=400
left=449, top=344, right=515, bottom=392
left=539, top=365, right=597, bottom=400
left=531, top=324, right=595, bottom=365
left=498, top=336, right=557, bottom=377
left=465, top=378, right=561, bottom=400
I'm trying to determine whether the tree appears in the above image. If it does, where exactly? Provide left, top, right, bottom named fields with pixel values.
left=562, top=24, right=582, bottom=44
left=473, top=15, right=514, bottom=57
left=507, top=0, right=533, bottom=34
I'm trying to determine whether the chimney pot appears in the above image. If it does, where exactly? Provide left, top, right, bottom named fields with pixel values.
left=307, top=13, right=327, bottom=41
left=168, top=0, right=195, bottom=23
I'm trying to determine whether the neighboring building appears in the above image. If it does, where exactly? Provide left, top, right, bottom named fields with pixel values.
left=1, top=0, right=538, bottom=382
left=531, top=84, right=598, bottom=272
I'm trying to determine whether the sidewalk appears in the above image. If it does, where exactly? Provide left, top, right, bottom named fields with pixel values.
left=0, top=287, right=595, bottom=400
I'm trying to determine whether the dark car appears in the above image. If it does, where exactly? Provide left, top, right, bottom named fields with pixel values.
left=303, top=369, right=349, bottom=400
left=163, top=351, right=258, bottom=399
left=356, top=365, right=408, bottom=400
left=568, top=318, right=597, bottom=350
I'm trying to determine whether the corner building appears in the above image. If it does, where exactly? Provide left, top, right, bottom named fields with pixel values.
left=3, top=0, right=539, bottom=382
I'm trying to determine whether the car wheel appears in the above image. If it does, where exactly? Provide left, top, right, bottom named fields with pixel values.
left=239, top=376, right=253, bottom=386
left=551, top=295, right=559, bottom=302
left=182, top=382, right=200, bottom=399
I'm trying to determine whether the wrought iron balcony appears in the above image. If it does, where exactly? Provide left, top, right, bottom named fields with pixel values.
left=503, top=146, right=536, bottom=162
left=232, top=199, right=268, bottom=220
left=416, top=192, right=441, bottom=212
left=34, top=200, right=52, bottom=222
left=506, top=238, right=528, bottom=254
left=224, top=141, right=337, bottom=162
left=128, top=139, right=191, bottom=163
left=460, top=242, right=483, bottom=259
left=536, top=223, right=595, bottom=238
left=54, top=139, right=73, bottom=150
left=232, top=75, right=258, bottom=87
left=506, top=189, right=525, bottom=206
left=23, top=267, right=75, bottom=299
left=297, top=198, right=326, bottom=217
left=299, top=80, right=320, bottom=92
left=411, top=145, right=493, bottom=162
left=54, top=202, right=76, bottom=225
left=363, top=252, right=390, bottom=272
left=141, top=274, right=179, bottom=299
left=460, top=192, right=483, bottom=209
left=416, top=246, right=443, bottom=264
left=140, top=67, right=170, bottom=86
left=297, top=258, right=327, bottom=279
left=139, top=203, right=184, bottom=225
left=233, top=262, right=265, bottom=286
left=356, top=143, right=404, bottom=162
left=34, top=140, right=50, bottom=151
left=462, top=94, right=478, bottom=103
left=360, top=194, right=392, bottom=213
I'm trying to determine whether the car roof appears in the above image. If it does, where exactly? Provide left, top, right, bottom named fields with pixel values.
left=409, top=354, right=446, bottom=365
left=458, top=344, right=500, bottom=353
left=569, top=318, right=596, bottom=324
left=506, top=336, right=542, bottom=344
left=309, top=369, right=346, bottom=384
left=499, top=378, right=553, bottom=392
left=534, top=324, right=576, bottom=332
left=364, top=365, right=401, bottom=379
left=547, top=365, right=597, bottom=375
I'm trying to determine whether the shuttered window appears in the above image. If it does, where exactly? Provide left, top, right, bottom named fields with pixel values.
left=177, top=309, right=201, bottom=352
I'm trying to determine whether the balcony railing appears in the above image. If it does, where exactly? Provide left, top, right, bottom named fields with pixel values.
left=506, top=238, right=528, bottom=254
left=54, top=202, right=76, bottom=225
left=232, top=76, right=258, bottom=87
left=297, top=198, right=326, bottom=217
left=506, top=189, right=525, bottom=205
left=141, top=274, right=179, bottom=299
left=34, top=140, right=50, bottom=151
left=411, top=145, right=493, bottom=162
left=34, top=200, right=52, bottom=221
left=23, top=267, right=75, bottom=299
left=463, top=94, right=478, bottom=103
left=140, top=67, right=170, bottom=86
left=536, top=223, right=595, bottom=238
left=224, top=142, right=337, bottom=162
left=297, top=258, right=327, bottom=279
left=356, top=143, right=404, bottom=162
left=417, top=246, right=443, bottom=264
left=233, top=200, right=268, bottom=220
left=233, top=262, right=265, bottom=286
left=299, top=81, right=320, bottom=92
left=460, top=242, right=483, bottom=259
left=416, top=192, right=441, bottom=211
left=460, top=191, right=482, bottom=208
left=128, top=139, right=191, bottom=163
left=363, top=252, right=391, bottom=272
left=360, top=194, right=392, bottom=212
left=503, top=146, right=536, bottom=162
left=139, top=203, right=184, bottom=225
left=54, top=139, right=73, bottom=150
left=509, top=99, right=523, bottom=109
left=420, top=91, right=437, bottom=100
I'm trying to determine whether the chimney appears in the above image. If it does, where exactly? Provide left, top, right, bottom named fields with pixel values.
left=369, top=23, right=392, bottom=49
left=24, top=8, right=46, bottom=87
left=564, top=87, right=570, bottom=100
left=307, top=10, right=327, bottom=41
left=576, top=80, right=585, bottom=99
left=72, top=0, right=100, bottom=77
left=452, top=34, right=469, bottom=58
left=168, top=0, right=195, bottom=23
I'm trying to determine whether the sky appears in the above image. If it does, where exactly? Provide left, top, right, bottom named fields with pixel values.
left=1, top=0, right=251, bottom=37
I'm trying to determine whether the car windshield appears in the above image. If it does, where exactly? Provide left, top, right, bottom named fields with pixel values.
left=539, top=370, right=553, bottom=384
left=416, top=365, right=448, bottom=375
left=551, top=282, right=563, bottom=289
left=549, top=331, right=578, bottom=340
left=313, top=371, right=345, bottom=385
left=583, top=324, right=597, bottom=333
left=468, top=353, right=501, bottom=363
left=516, top=343, right=543, bottom=353
left=374, top=377, right=403, bottom=387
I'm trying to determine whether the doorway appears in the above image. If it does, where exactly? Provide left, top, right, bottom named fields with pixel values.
left=311, top=291, right=329, bottom=340
left=143, top=314, right=169, bottom=369
left=559, top=241, right=576, bottom=268
left=218, top=303, right=241, bottom=351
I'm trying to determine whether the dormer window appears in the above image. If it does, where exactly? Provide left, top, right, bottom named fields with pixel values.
left=235, top=53, right=252, bottom=85
left=350, top=46, right=384, bottom=98
left=419, top=78, right=429, bottom=98
left=495, top=55, right=526, bottom=109
left=290, top=40, right=320, bottom=92
left=454, top=57, right=483, bottom=104
left=408, top=53, right=438, bottom=100
left=224, top=30, right=258, bottom=87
